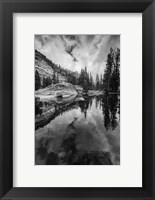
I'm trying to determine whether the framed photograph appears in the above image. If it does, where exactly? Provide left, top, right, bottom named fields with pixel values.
left=0, top=0, right=154, bottom=199
left=35, top=34, right=120, bottom=166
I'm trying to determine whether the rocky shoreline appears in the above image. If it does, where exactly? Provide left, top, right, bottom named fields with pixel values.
left=35, top=82, right=106, bottom=130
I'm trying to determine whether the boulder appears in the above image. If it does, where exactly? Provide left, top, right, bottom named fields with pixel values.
left=35, top=82, right=78, bottom=101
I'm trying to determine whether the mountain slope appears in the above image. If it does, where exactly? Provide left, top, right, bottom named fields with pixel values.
left=35, top=50, right=79, bottom=84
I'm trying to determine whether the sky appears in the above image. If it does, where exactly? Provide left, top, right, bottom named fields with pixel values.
left=35, top=35, right=120, bottom=79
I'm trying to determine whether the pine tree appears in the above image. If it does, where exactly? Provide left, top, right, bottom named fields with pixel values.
left=96, top=74, right=100, bottom=90
left=79, top=69, right=84, bottom=88
left=103, top=48, right=114, bottom=92
left=46, top=77, right=52, bottom=86
left=115, top=48, right=120, bottom=92
left=89, top=72, right=93, bottom=89
left=100, top=74, right=103, bottom=90
left=52, top=72, right=56, bottom=84
left=83, top=66, right=89, bottom=92
left=56, top=73, right=59, bottom=83
left=42, top=76, right=47, bottom=88
left=35, top=70, right=41, bottom=90
left=109, top=48, right=120, bottom=92
left=103, top=48, right=120, bottom=93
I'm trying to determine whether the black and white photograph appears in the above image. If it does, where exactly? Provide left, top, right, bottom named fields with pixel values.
left=35, top=35, right=120, bottom=165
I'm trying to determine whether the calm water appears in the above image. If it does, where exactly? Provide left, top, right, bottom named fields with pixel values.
left=35, top=95, right=120, bottom=165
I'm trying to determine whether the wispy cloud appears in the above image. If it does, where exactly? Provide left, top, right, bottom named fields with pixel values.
left=35, top=35, right=120, bottom=79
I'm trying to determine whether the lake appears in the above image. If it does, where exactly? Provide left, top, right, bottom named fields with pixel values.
left=35, top=94, right=120, bottom=165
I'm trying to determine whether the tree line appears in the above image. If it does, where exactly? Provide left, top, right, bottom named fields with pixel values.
left=35, top=47, right=120, bottom=93
left=35, top=70, right=59, bottom=90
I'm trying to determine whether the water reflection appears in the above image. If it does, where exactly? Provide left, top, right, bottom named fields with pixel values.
left=102, top=95, right=120, bottom=130
left=35, top=94, right=120, bottom=165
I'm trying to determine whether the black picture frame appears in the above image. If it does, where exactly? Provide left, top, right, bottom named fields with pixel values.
left=0, top=0, right=155, bottom=199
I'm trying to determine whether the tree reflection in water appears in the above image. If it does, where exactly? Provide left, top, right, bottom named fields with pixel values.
left=78, top=99, right=89, bottom=119
left=78, top=94, right=120, bottom=131
left=102, top=94, right=120, bottom=130
left=35, top=94, right=120, bottom=165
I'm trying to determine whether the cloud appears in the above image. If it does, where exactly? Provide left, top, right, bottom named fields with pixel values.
left=35, top=35, right=120, bottom=80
